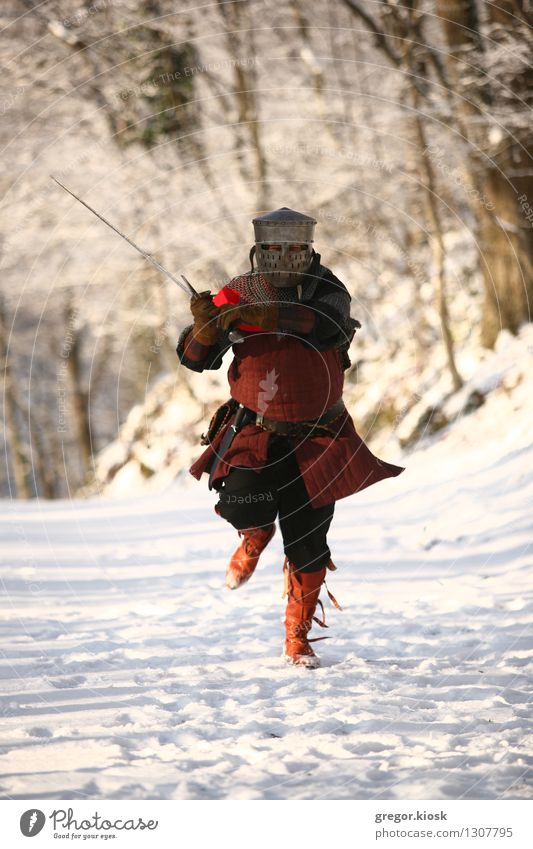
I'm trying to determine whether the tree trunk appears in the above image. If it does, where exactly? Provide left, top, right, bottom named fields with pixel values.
left=217, top=0, right=269, bottom=208
left=435, top=0, right=533, bottom=346
left=411, top=94, right=463, bottom=390
left=63, top=303, right=93, bottom=479
left=0, top=298, right=32, bottom=498
left=32, top=421, right=61, bottom=499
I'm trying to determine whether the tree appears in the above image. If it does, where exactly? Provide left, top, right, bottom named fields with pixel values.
left=341, top=0, right=533, bottom=347
left=0, top=296, right=32, bottom=498
left=435, top=0, right=533, bottom=346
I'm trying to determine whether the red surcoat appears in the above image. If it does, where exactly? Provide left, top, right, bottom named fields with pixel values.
left=189, top=332, right=404, bottom=507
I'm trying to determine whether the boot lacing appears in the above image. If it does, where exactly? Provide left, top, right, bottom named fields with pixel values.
left=282, top=557, right=342, bottom=644
left=240, top=532, right=263, bottom=558
left=239, top=526, right=273, bottom=558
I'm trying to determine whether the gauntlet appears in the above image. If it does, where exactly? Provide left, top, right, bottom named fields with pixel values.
left=217, top=302, right=279, bottom=332
left=190, top=291, right=219, bottom=345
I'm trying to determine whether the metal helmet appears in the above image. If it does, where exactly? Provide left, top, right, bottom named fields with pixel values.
left=252, top=207, right=316, bottom=288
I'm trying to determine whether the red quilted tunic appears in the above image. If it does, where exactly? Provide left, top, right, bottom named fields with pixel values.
left=227, top=332, right=343, bottom=421
left=189, top=331, right=404, bottom=507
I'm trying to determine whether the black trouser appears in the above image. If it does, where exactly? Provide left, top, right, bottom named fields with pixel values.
left=215, top=434, right=335, bottom=572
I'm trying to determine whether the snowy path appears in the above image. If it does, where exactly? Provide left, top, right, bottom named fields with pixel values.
left=1, top=390, right=532, bottom=800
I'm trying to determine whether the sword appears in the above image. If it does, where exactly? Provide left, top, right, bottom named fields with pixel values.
left=51, top=176, right=195, bottom=297
left=51, top=176, right=243, bottom=341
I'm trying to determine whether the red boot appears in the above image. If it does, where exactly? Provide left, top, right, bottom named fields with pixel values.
left=283, top=558, right=339, bottom=668
left=226, top=524, right=276, bottom=589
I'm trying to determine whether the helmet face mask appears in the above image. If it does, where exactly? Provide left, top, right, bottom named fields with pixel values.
left=252, top=208, right=316, bottom=288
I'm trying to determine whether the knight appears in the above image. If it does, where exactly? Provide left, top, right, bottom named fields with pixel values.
left=177, top=207, right=404, bottom=667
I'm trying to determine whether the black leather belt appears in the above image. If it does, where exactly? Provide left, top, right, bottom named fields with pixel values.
left=253, top=398, right=346, bottom=436
left=207, top=398, right=346, bottom=490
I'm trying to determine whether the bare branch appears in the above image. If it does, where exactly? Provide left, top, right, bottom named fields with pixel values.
left=340, top=0, right=402, bottom=67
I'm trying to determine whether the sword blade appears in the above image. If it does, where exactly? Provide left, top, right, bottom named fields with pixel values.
left=51, top=176, right=196, bottom=297
left=180, top=275, right=198, bottom=298
left=51, top=177, right=245, bottom=342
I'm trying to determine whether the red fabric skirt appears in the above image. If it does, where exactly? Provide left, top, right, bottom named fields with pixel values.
left=189, top=409, right=404, bottom=508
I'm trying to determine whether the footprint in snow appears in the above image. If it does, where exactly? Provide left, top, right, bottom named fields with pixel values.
left=103, top=712, right=132, bottom=728
left=27, top=726, right=53, bottom=738
left=48, top=675, right=87, bottom=689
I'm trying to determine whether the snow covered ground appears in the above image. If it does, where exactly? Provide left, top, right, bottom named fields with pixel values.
left=1, top=349, right=532, bottom=800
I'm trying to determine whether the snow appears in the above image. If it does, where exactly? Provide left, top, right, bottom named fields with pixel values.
left=0, top=336, right=532, bottom=801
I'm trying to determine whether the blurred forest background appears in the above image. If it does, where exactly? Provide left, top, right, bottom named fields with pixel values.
left=0, top=0, right=531, bottom=499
